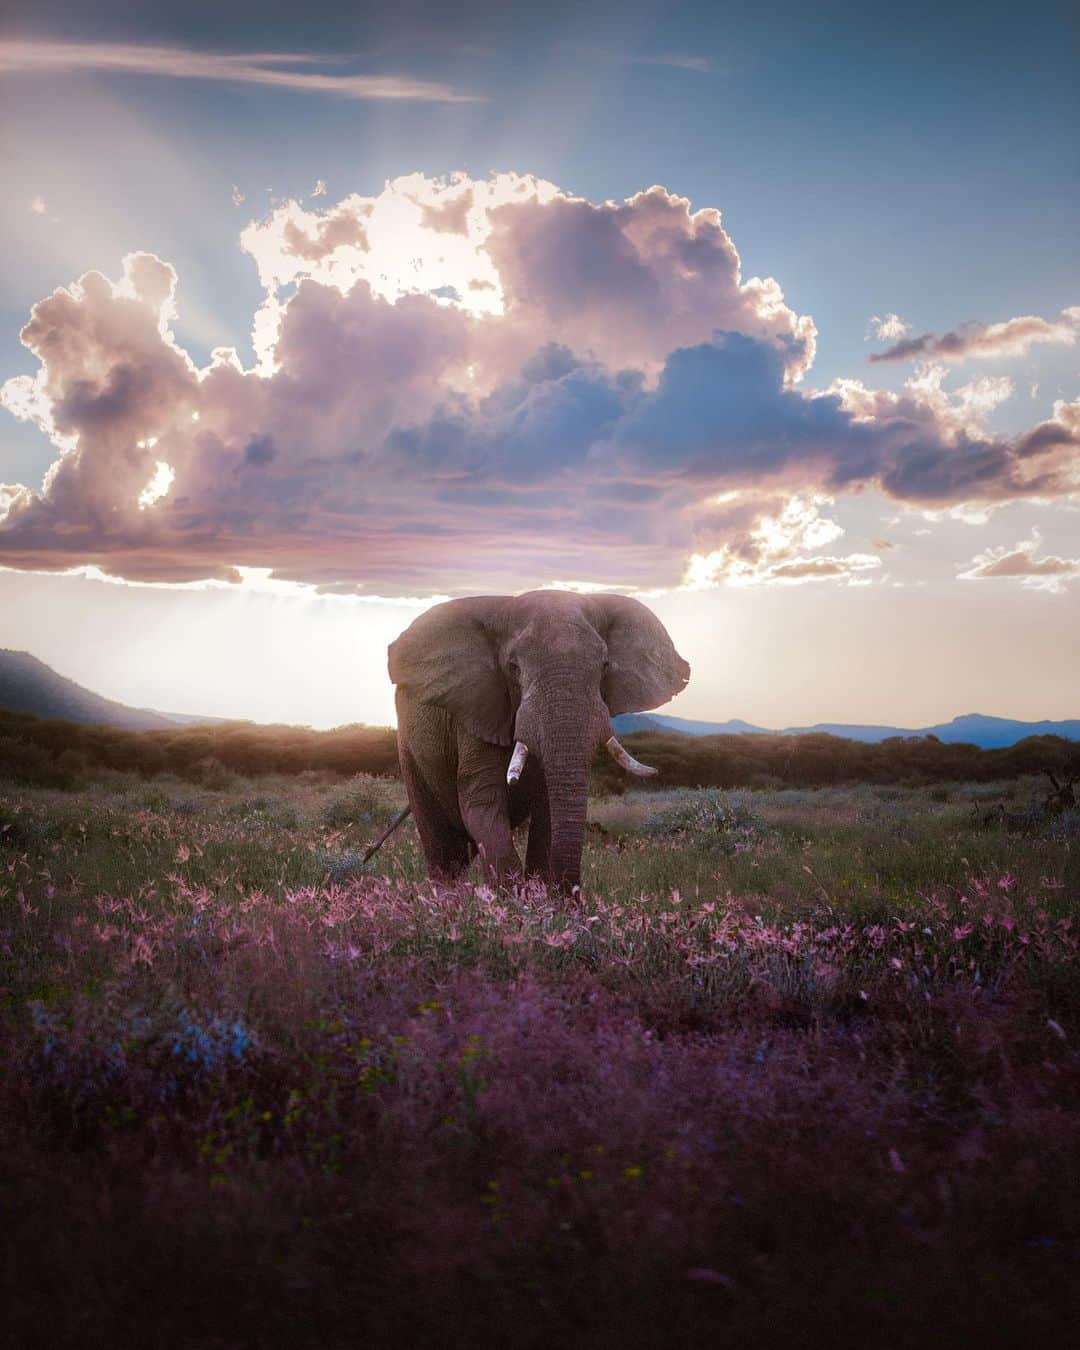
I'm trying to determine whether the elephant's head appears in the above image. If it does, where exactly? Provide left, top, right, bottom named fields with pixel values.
left=388, top=590, right=690, bottom=886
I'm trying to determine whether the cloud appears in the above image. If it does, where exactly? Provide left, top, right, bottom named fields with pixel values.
left=870, top=307, right=1080, bottom=364
left=685, top=547, right=882, bottom=588
left=1, top=173, right=1078, bottom=595
left=959, top=529, right=1080, bottom=592
left=0, top=39, right=478, bottom=102
left=479, top=183, right=818, bottom=381
left=238, top=174, right=817, bottom=379
left=636, top=53, right=711, bottom=71
left=604, top=50, right=712, bottom=72
left=418, top=186, right=474, bottom=235
left=680, top=493, right=877, bottom=587
left=867, top=313, right=909, bottom=342
left=561, top=43, right=712, bottom=73
left=282, top=208, right=370, bottom=262
left=765, top=554, right=881, bottom=584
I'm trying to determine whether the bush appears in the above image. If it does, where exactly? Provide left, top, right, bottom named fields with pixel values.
left=184, top=756, right=241, bottom=791
left=318, top=774, right=403, bottom=831
left=0, top=734, right=75, bottom=788
left=639, top=789, right=767, bottom=853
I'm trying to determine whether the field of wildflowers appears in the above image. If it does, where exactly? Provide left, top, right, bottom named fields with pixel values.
left=2, top=771, right=1079, bottom=1348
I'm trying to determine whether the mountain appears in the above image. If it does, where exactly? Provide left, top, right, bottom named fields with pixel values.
left=919, top=713, right=1080, bottom=748
left=614, top=713, right=772, bottom=737
left=781, top=722, right=915, bottom=742
left=0, top=650, right=221, bottom=731
left=614, top=711, right=1080, bottom=749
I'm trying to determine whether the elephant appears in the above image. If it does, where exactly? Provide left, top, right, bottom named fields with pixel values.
left=387, top=589, right=690, bottom=890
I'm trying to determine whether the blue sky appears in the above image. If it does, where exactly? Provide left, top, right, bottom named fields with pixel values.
left=4, top=1, right=1076, bottom=395
left=0, top=0, right=1078, bottom=724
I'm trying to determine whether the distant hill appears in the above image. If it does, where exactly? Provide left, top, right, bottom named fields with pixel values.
left=614, top=711, right=1080, bottom=750
left=613, top=713, right=771, bottom=737
left=0, top=650, right=223, bottom=731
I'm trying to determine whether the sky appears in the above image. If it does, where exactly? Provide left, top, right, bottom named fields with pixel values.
left=1, top=0, right=1078, bottom=729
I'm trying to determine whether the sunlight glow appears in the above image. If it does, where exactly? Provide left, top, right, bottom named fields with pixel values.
left=238, top=173, right=567, bottom=321
left=137, top=460, right=174, bottom=509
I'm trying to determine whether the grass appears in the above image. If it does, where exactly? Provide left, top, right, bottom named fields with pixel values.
left=2, top=772, right=1079, bottom=1348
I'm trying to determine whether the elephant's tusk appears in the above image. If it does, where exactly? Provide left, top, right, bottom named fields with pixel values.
left=507, top=740, right=529, bottom=785
left=605, top=735, right=658, bottom=777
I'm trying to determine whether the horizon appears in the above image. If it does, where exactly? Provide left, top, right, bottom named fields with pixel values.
left=5, top=643, right=1080, bottom=735
left=2, top=1, right=1078, bottom=726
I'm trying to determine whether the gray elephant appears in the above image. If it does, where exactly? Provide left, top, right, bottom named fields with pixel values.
left=387, top=589, right=690, bottom=889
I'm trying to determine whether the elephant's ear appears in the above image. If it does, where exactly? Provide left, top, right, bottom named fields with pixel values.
left=583, top=594, right=691, bottom=716
left=388, top=597, right=514, bottom=745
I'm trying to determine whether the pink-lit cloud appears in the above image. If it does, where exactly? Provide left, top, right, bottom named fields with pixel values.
left=680, top=494, right=879, bottom=588
left=867, top=313, right=910, bottom=342
left=1, top=174, right=1078, bottom=595
left=870, top=307, right=1080, bottom=364
left=238, top=174, right=816, bottom=379
left=959, top=530, right=1080, bottom=592
left=765, top=554, right=882, bottom=584
left=0, top=39, right=478, bottom=102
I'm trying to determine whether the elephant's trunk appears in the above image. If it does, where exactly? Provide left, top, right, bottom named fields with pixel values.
left=535, top=699, right=595, bottom=891
left=544, top=761, right=590, bottom=890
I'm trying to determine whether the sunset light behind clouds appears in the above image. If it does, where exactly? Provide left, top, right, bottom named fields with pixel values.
left=1, top=1, right=1077, bottom=727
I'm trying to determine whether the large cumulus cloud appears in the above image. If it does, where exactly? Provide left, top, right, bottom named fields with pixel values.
left=1, top=172, right=1078, bottom=594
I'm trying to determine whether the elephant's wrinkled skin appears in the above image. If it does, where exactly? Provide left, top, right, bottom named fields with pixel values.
left=388, top=590, right=690, bottom=889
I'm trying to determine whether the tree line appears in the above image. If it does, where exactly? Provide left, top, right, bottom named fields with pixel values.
left=589, top=728, right=1080, bottom=793
left=1, top=707, right=1077, bottom=792
left=0, top=711, right=399, bottom=789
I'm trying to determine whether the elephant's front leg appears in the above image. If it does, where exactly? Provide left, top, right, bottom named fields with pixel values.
left=456, top=736, right=521, bottom=881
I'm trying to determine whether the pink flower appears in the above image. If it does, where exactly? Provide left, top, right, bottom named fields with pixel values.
left=130, top=934, right=156, bottom=966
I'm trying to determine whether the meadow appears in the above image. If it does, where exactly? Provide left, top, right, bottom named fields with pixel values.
left=3, top=770, right=1079, bottom=1348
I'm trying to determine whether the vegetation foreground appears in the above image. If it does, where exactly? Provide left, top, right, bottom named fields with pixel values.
left=3, top=773, right=1079, bottom=1348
